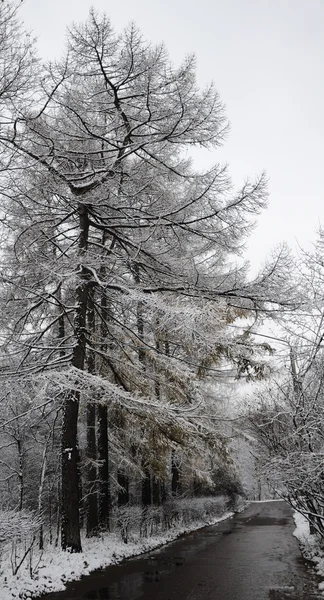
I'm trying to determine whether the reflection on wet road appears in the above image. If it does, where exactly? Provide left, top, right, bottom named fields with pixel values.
left=41, top=501, right=321, bottom=600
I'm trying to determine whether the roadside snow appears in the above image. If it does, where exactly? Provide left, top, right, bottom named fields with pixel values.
left=1, top=511, right=234, bottom=600
left=293, top=511, right=324, bottom=595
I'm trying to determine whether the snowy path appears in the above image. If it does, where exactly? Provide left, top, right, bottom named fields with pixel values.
left=40, top=501, right=320, bottom=600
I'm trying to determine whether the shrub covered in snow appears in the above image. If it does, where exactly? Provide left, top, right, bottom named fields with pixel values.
left=0, top=497, right=235, bottom=600
left=112, top=495, right=235, bottom=543
left=0, top=510, right=41, bottom=543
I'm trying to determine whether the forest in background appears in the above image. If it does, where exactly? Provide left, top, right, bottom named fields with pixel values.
left=1, top=2, right=324, bottom=586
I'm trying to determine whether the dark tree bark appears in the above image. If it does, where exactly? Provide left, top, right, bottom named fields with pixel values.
left=77, top=446, right=84, bottom=528
left=154, top=327, right=161, bottom=401
left=142, top=467, right=152, bottom=506
left=97, top=403, right=110, bottom=528
left=152, top=331, right=162, bottom=506
left=134, top=263, right=153, bottom=507
left=97, top=233, right=113, bottom=530
left=61, top=204, right=90, bottom=552
left=117, top=472, right=129, bottom=506
left=61, top=393, right=82, bottom=552
left=86, top=284, right=99, bottom=536
left=164, top=342, right=181, bottom=497
left=171, top=450, right=181, bottom=496
left=152, top=476, right=161, bottom=505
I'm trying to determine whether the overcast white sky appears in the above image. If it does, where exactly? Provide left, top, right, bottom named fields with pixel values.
left=19, top=0, right=324, bottom=270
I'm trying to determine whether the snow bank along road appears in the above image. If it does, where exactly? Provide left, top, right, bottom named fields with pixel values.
left=40, top=500, right=321, bottom=600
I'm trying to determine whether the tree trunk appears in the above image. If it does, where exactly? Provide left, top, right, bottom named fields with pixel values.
left=165, top=340, right=181, bottom=498
left=97, top=403, right=110, bottom=528
left=86, top=402, right=98, bottom=536
left=117, top=472, right=130, bottom=506
left=152, top=476, right=161, bottom=505
left=17, top=435, right=24, bottom=511
left=86, top=285, right=98, bottom=536
left=61, top=393, right=82, bottom=552
left=97, top=234, right=112, bottom=530
left=134, top=264, right=153, bottom=507
left=171, top=450, right=180, bottom=496
left=38, top=439, right=48, bottom=550
left=61, top=204, right=89, bottom=552
left=142, top=468, right=152, bottom=506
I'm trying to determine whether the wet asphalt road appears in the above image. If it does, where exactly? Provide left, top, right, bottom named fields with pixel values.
left=41, top=500, right=321, bottom=600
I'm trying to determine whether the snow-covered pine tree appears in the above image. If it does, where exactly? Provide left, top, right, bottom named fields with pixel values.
left=0, top=9, right=295, bottom=551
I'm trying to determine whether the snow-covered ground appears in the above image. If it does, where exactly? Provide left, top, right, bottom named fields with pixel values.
left=293, top=511, right=324, bottom=595
left=1, top=509, right=234, bottom=600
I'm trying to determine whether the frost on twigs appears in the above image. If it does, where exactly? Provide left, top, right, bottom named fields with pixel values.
left=0, top=509, right=41, bottom=576
left=0, top=509, right=40, bottom=543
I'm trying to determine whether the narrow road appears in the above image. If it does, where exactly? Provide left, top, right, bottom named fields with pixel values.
left=42, top=501, right=320, bottom=600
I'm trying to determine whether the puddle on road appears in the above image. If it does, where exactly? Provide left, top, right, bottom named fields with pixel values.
left=269, top=588, right=294, bottom=599
left=80, top=567, right=174, bottom=599
left=78, top=559, right=175, bottom=599
left=81, top=572, right=143, bottom=599
left=245, top=517, right=291, bottom=527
